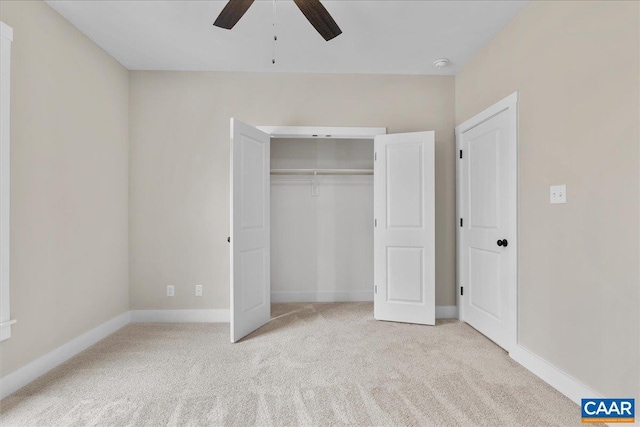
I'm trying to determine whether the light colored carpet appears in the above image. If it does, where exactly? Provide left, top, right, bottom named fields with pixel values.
left=1, top=303, right=581, bottom=426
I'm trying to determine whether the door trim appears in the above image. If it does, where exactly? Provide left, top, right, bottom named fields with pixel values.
left=256, top=126, right=386, bottom=140
left=455, top=91, right=518, bottom=352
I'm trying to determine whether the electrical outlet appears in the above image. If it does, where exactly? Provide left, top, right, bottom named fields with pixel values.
left=550, top=184, right=566, bottom=204
left=195, top=285, right=203, bottom=297
left=167, top=285, right=175, bottom=297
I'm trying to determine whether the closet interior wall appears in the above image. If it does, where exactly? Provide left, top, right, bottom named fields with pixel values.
left=270, top=138, right=374, bottom=302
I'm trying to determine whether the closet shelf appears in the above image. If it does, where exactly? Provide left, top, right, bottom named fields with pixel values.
left=270, top=168, right=373, bottom=175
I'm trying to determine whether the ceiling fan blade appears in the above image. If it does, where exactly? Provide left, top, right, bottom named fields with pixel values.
left=213, top=0, right=255, bottom=30
left=293, top=0, right=342, bottom=41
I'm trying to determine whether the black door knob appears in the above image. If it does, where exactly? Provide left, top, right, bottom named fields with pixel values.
left=497, top=239, right=508, bottom=247
left=227, top=237, right=230, bottom=243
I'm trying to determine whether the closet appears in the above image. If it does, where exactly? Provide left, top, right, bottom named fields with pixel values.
left=270, top=136, right=374, bottom=304
left=229, top=120, right=435, bottom=342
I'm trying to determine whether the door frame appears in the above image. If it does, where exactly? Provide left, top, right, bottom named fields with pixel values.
left=255, top=125, right=386, bottom=303
left=455, top=91, right=519, bottom=352
left=256, top=126, right=386, bottom=140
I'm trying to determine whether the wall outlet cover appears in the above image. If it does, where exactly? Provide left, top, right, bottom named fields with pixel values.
left=550, top=184, right=566, bottom=204
left=167, top=285, right=175, bottom=297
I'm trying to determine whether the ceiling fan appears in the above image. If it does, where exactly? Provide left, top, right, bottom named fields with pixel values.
left=213, top=0, right=342, bottom=41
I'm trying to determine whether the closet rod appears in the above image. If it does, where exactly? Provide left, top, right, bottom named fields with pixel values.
left=270, top=168, right=373, bottom=175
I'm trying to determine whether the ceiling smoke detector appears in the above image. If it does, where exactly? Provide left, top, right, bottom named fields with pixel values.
left=434, top=58, right=450, bottom=70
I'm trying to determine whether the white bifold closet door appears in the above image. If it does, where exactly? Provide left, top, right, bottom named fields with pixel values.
left=374, top=132, right=435, bottom=325
left=230, top=119, right=271, bottom=343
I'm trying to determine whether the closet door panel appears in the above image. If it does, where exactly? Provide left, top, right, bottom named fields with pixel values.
left=374, top=131, right=435, bottom=325
left=230, top=118, right=271, bottom=343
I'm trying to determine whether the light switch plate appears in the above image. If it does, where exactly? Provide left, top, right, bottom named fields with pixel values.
left=550, top=185, right=566, bottom=204
left=195, top=285, right=203, bottom=297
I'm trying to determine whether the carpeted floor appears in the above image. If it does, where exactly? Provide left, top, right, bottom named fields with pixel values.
left=1, top=303, right=581, bottom=426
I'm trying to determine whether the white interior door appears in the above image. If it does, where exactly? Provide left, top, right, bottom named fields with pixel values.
left=230, top=118, right=271, bottom=343
left=458, top=102, right=517, bottom=351
left=374, top=132, right=435, bottom=325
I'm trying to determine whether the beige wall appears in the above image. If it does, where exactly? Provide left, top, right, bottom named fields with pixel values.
left=0, top=1, right=129, bottom=376
left=456, top=0, right=639, bottom=398
left=129, top=72, right=456, bottom=309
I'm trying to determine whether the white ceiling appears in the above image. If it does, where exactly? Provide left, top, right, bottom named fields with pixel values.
left=45, top=0, right=529, bottom=75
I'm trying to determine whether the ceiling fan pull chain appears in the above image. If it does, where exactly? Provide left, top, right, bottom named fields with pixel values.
left=272, top=0, right=277, bottom=64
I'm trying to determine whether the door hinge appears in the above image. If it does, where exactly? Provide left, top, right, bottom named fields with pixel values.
left=460, top=286, right=464, bottom=296
left=374, top=218, right=377, bottom=227
left=375, top=285, right=377, bottom=294
left=460, top=218, right=463, bottom=227
left=374, top=152, right=377, bottom=161
left=459, top=149, right=463, bottom=159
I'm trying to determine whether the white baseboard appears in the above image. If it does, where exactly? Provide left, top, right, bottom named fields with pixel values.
left=435, top=305, right=458, bottom=319
left=271, top=291, right=373, bottom=303
left=1, top=305, right=598, bottom=409
left=0, top=311, right=130, bottom=400
left=510, top=344, right=602, bottom=404
left=130, top=309, right=230, bottom=323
